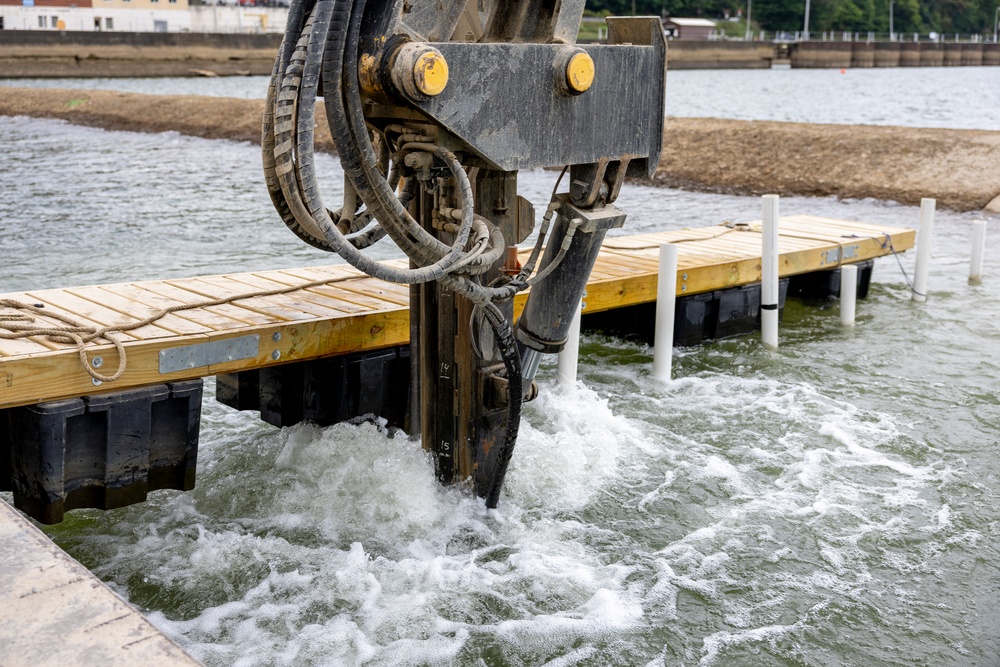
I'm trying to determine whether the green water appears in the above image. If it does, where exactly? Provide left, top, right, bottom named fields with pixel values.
left=2, top=115, right=998, bottom=665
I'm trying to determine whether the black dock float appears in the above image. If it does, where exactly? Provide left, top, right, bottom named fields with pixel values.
left=2, top=380, right=202, bottom=524
left=216, top=347, right=411, bottom=431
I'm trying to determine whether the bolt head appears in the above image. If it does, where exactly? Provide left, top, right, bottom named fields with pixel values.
left=413, top=49, right=449, bottom=96
left=566, top=52, right=595, bottom=93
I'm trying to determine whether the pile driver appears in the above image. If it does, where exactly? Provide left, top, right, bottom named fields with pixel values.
left=262, top=0, right=667, bottom=507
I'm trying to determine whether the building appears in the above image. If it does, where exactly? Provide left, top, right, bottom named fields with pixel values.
left=0, top=0, right=294, bottom=32
left=663, top=17, right=717, bottom=41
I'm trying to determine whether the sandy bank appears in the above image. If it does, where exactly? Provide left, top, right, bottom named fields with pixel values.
left=2, top=87, right=998, bottom=212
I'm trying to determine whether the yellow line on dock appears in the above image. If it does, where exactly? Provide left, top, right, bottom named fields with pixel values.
left=0, top=216, right=913, bottom=410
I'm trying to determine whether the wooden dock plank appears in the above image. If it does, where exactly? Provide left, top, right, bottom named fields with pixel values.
left=267, top=270, right=406, bottom=313
left=0, top=334, right=59, bottom=358
left=130, top=280, right=285, bottom=327
left=64, top=285, right=215, bottom=336
left=279, top=267, right=411, bottom=308
left=218, top=272, right=372, bottom=316
left=163, top=277, right=315, bottom=322
left=98, top=282, right=254, bottom=332
left=22, top=289, right=176, bottom=341
left=0, top=217, right=915, bottom=409
left=199, top=274, right=353, bottom=320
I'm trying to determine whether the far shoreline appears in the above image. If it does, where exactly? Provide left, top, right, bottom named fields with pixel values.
left=2, top=87, right=998, bottom=213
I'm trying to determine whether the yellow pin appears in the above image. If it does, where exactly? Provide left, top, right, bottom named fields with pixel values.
left=566, top=52, right=595, bottom=93
left=414, top=51, right=449, bottom=97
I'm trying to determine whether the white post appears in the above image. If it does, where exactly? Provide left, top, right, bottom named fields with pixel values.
left=652, top=244, right=679, bottom=382
left=912, top=198, right=936, bottom=302
left=840, top=264, right=858, bottom=326
left=556, top=300, right=582, bottom=387
left=761, top=194, right=780, bottom=349
left=969, top=220, right=987, bottom=283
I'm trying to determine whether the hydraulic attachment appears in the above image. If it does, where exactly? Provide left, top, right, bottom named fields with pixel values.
left=262, top=0, right=667, bottom=507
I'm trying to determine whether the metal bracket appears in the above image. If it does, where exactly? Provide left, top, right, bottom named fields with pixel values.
left=159, top=335, right=260, bottom=374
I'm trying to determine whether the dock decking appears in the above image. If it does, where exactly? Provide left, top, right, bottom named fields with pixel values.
left=0, top=215, right=914, bottom=410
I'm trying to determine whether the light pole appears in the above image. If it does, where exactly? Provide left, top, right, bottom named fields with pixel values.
left=889, top=0, right=895, bottom=41
left=804, top=0, right=811, bottom=40
left=745, top=0, right=752, bottom=40
left=994, top=6, right=998, bottom=43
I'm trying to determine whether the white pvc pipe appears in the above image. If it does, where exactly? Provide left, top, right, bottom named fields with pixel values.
left=761, top=194, right=780, bottom=349
left=840, top=264, right=858, bottom=326
left=912, top=197, right=936, bottom=302
left=556, top=299, right=582, bottom=387
left=969, top=219, right=987, bottom=283
left=652, top=243, right=679, bottom=382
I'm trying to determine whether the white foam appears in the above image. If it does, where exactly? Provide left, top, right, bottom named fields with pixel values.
left=699, top=621, right=804, bottom=665
left=106, top=389, right=653, bottom=666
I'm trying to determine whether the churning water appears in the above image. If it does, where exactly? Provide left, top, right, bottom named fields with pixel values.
left=2, top=113, right=1000, bottom=666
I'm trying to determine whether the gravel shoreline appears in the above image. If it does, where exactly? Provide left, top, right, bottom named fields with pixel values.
left=3, top=87, right=998, bottom=212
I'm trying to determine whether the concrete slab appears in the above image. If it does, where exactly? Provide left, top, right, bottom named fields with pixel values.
left=0, top=500, right=202, bottom=667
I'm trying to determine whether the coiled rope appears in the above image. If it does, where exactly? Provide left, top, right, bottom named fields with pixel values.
left=0, top=273, right=364, bottom=383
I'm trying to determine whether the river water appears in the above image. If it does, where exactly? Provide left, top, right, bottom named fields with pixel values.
left=3, top=65, right=1000, bottom=130
left=1, top=72, right=999, bottom=666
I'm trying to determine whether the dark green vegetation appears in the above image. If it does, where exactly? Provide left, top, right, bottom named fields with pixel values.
left=585, top=0, right=998, bottom=36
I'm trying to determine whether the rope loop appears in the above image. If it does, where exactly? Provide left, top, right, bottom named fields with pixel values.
left=0, top=274, right=362, bottom=385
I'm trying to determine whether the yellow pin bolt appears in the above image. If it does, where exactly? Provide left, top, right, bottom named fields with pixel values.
left=413, top=50, right=449, bottom=97
left=566, top=52, right=595, bottom=93
left=392, top=43, right=450, bottom=100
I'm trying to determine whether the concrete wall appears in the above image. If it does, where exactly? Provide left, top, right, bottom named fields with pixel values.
left=792, top=39, right=996, bottom=68
left=984, top=44, right=1000, bottom=66
left=960, top=43, right=983, bottom=66
left=790, top=41, right=852, bottom=68
left=850, top=42, right=873, bottom=67
left=0, top=6, right=193, bottom=31
left=873, top=42, right=900, bottom=67
left=101, top=0, right=191, bottom=10
left=0, top=27, right=280, bottom=46
left=666, top=40, right=773, bottom=69
left=189, top=6, right=288, bottom=33
left=898, top=42, right=921, bottom=66
left=943, top=42, right=963, bottom=65
left=0, top=29, right=280, bottom=76
left=920, top=42, right=944, bottom=66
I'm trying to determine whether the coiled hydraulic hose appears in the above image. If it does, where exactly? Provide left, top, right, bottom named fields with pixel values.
left=261, top=0, right=556, bottom=507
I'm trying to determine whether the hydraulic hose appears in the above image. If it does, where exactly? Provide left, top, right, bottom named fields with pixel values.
left=264, top=0, right=545, bottom=507
left=481, top=301, right=523, bottom=509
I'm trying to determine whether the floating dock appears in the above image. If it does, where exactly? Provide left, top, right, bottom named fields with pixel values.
left=0, top=215, right=914, bottom=411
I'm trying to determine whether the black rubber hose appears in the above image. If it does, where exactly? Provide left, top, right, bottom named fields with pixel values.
left=264, top=3, right=339, bottom=252
left=269, top=0, right=462, bottom=285
left=326, top=0, right=464, bottom=268
left=481, top=301, right=524, bottom=509
left=274, top=10, right=330, bottom=244
left=264, top=0, right=386, bottom=252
